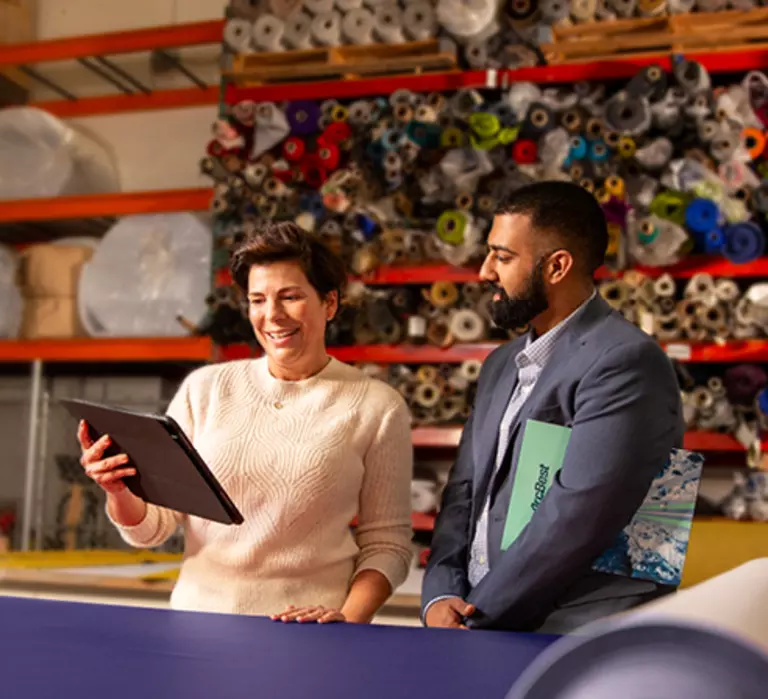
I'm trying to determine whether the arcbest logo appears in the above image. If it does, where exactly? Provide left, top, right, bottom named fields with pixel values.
left=531, top=464, right=550, bottom=512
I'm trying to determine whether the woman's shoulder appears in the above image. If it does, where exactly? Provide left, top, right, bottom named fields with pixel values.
left=180, top=358, right=263, bottom=398
left=331, top=359, right=409, bottom=417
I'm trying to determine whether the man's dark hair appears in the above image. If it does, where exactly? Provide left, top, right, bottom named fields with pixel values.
left=496, top=181, right=608, bottom=275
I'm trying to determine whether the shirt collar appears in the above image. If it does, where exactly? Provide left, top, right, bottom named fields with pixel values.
left=516, top=290, right=597, bottom=371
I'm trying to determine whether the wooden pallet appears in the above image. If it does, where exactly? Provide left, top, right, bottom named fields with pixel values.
left=226, top=39, right=458, bottom=85
left=542, top=7, right=768, bottom=64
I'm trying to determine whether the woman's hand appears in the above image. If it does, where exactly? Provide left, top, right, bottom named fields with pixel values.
left=270, top=605, right=346, bottom=624
left=77, top=420, right=136, bottom=494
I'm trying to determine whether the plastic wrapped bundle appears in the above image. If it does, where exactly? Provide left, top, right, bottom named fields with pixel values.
left=0, top=107, right=119, bottom=200
left=78, top=213, right=212, bottom=337
left=0, top=246, right=22, bottom=338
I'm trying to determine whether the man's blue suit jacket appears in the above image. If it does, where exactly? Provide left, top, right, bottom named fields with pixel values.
left=421, top=294, right=685, bottom=632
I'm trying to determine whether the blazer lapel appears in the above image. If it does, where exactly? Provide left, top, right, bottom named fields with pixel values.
left=494, top=294, right=613, bottom=473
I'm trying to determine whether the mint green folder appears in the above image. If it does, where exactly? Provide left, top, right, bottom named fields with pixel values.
left=500, top=420, right=571, bottom=551
left=500, top=419, right=704, bottom=586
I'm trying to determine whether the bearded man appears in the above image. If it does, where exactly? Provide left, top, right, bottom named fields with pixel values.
left=422, top=181, right=684, bottom=634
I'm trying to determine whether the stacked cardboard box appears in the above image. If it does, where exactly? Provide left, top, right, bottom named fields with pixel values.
left=18, top=244, right=93, bottom=339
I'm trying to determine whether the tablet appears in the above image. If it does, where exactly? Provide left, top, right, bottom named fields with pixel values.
left=61, top=398, right=244, bottom=526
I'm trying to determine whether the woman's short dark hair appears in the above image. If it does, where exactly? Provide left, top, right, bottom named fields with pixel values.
left=230, top=221, right=347, bottom=300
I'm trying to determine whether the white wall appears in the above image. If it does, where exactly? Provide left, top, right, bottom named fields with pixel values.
left=31, top=0, right=228, bottom=191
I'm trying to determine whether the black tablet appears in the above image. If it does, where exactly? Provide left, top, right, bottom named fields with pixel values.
left=61, top=398, right=244, bottom=526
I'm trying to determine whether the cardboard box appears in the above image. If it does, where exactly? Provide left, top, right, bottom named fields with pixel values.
left=18, top=244, right=93, bottom=299
left=20, top=297, right=85, bottom=339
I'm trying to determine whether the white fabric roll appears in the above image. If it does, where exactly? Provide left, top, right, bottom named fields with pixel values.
left=403, top=2, right=437, bottom=40
left=311, top=11, right=342, bottom=45
left=436, top=0, right=496, bottom=40
left=223, top=18, right=254, bottom=52
left=411, top=480, right=438, bottom=513
left=508, top=560, right=768, bottom=699
left=621, top=559, right=768, bottom=654
left=373, top=4, right=406, bottom=43
left=283, top=11, right=315, bottom=49
left=336, top=0, right=364, bottom=9
left=342, top=8, right=375, bottom=44
left=252, top=14, right=286, bottom=51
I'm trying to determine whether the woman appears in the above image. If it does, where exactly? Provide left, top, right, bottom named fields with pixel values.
left=77, top=221, right=413, bottom=624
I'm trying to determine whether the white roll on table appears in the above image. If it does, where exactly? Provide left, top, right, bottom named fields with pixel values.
left=78, top=213, right=212, bottom=337
left=507, top=559, right=768, bottom=699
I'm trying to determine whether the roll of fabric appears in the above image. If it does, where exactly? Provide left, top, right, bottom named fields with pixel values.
left=723, top=222, right=766, bottom=263
left=437, top=0, right=496, bottom=40
left=430, top=281, right=460, bottom=309
left=374, top=4, right=406, bottom=43
left=285, top=101, right=321, bottom=136
left=336, top=0, right=363, bottom=9
left=311, top=11, right=342, bottom=46
left=436, top=211, right=470, bottom=246
left=342, top=7, right=375, bottom=43
left=253, top=14, right=286, bottom=51
left=724, top=364, right=768, bottom=405
left=403, top=1, right=436, bottom=41
left=284, top=12, right=315, bottom=49
left=450, top=308, right=486, bottom=342
left=223, top=18, right=254, bottom=52
left=508, top=561, right=768, bottom=699
left=407, top=315, right=428, bottom=343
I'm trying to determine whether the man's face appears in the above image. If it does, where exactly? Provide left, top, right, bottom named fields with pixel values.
left=479, top=213, right=550, bottom=331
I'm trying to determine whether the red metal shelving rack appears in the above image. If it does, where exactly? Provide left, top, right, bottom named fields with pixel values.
left=0, top=337, right=213, bottom=363
left=217, top=340, right=768, bottom=365
left=0, top=188, right=211, bottom=223
left=412, top=426, right=765, bottom=453
left=0, top=20, right=224, bottom=117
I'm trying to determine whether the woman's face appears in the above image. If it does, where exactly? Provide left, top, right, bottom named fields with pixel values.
left=247, top=261, right=337, bottom=371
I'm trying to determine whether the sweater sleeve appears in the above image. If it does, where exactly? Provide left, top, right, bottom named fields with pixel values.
left=107, top=374, right=193, bottom=548
left=353, top=399, right=414, bottom=590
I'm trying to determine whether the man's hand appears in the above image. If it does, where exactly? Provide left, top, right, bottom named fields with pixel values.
left=424, top=597, right=476, bottom=629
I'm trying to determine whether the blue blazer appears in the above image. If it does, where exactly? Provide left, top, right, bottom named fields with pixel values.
left=422, top=294, right=684, bottom=632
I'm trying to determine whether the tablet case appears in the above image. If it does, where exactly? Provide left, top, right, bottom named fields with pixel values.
left=61, top=398, right=243, bottom=526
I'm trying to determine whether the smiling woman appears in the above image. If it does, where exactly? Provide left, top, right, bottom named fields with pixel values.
left=76, top=222, right=414, bottom=625
left=231, top=221, right=347, bottom=382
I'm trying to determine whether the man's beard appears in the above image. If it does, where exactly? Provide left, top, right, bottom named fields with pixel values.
left=488, top=259, right=550, bottom=331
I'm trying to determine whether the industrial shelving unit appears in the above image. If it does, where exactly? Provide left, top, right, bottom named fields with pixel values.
left=2, top=20, right=768, bottom=584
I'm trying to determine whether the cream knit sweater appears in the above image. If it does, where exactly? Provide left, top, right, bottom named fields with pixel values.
left=109, top=357, right=414, bottom=616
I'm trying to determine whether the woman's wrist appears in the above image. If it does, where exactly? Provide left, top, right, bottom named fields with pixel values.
left=106, top=489, right=146, bottom=527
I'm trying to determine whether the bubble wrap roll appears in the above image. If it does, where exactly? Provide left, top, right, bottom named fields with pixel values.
left=0, top=107, right=119, bottom=199
left=78, top=214, right=212, bottom=337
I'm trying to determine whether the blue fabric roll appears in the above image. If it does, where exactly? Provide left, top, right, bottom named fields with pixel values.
left=723, top=221, right=766, bottom=263
left=380, top=129, right=403, bottom=151
left=569, top=136, right=587, bottom=160
left=589, top=139, right=609, bottom=162
left=685, top=199, right=719, bottom=235
left=700, top=227, right=725, bottom=255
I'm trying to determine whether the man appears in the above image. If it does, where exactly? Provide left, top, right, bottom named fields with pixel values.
left=421, top=181, right=684, bottom=633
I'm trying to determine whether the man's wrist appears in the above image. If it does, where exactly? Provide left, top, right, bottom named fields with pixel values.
left=421, top=595, right=459, bottom=625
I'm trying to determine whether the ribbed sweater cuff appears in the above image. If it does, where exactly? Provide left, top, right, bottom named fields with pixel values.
left=105, top=502, right=160, bottom=548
